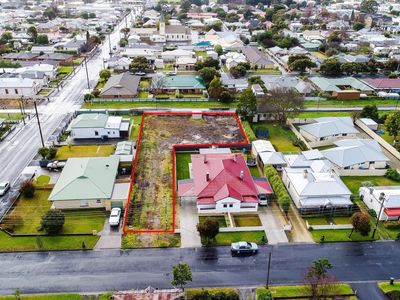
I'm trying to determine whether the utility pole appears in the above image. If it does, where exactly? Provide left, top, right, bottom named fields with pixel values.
left=19, top=101, right=25, bottom=125
left=108, top=33, right=112, bottom=56
left=372, top=192, right=386, bottom=239
left=84, top=56, right=90, bottom=90
left=34, top=101, right=44, bottom=148
left=266, top=251, right=272, bottom=289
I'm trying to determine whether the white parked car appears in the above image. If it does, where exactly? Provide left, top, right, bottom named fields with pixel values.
left=47, top=161, right=66, bottom=170
left=231, top=241, right=258, bottom=254
left=0, top=181, right=10, bottom=196
left=109, top=208, right=121, bottom=226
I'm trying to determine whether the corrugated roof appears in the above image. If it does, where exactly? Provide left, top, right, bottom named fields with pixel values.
left=69, top=113, right=108, bottom=129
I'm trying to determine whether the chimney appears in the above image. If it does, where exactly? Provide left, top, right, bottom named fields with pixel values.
left=204, top=154, right=207, bottom=163
left=329, top=169, right=334, bottom=178
left=206, top=172, right=210, bottom=181
left=240, top=170, right=244, bottom=180
left=233, top=154, right=237, bottom=162
left=303, top=169, right=308, bottom=178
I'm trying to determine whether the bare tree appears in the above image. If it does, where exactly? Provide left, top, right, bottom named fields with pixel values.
left=151, top=74, right=165, bottom=97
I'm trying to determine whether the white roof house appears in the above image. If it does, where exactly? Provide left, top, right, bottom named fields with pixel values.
left=360, top=186, right=400, bottom=220
left=299, top=117, right=359, bottom=142
left=259, top=152, right=286, bottom=167
left=251, top=140, right=275, bottom=157
left=221, top=51, right=247, bottom=69
left=360, top=118, right=379, bottom=131
left=321, top=139, right=389, bottom=170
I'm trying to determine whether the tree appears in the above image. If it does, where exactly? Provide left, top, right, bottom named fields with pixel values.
left=171, top=262, right=192, bottom=290
left=258, top=88, right=304, bottom=124
left=27, top=26, right=38, bottom=43
left=360, top=0, right=378, bottom=13
left=180, top=0, right=191, bottom=12
left=84, top=93, right=94, bottom=102
left=349, top=212, right=371, bottom=237
left=119, top=38, right=128, bottom=47
left=41, top=209, right=65, bottom=234
left=214, top=44, right=223, bottom=56
left=152, top=74, right=165, bottom=96
left=1, top=32, right=12, bottom=41
left=19, top=180, right=35, bottom=198
left=319, top=58, right=342, bottom=76
left=205, top=20, right=223, bottom=31
left=120, top=27, right=130, bottom=39
left=129, top=56, right=150, bottom=72
left=341, top=62, right=361, bottom=75
left=198, top=67, right=220, bottom=86
left=385, top=111, right=400, bottom=143
left=44, top=7, right=57, bottom=20
left=208, top=76, right=223, bottom=99
left=219, top=89, right=233, bottom=103
left=360, top=104, right=379, bottom=122
left=197, top=218, right=220, bottom=244
left=305, top=258, right=334, bottom=299
left=38, top=147, right=50, bottom=159
left=99, top=69, right=111, bottom=81
left=36, top=34, right=49, bottom=45
left=289, top=58, right=316, bottom=74
left=237, top=88, right=257, bottom=119
left=195, top=57, right=220, bottom=70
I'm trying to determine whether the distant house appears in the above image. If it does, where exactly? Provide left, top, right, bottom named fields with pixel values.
left=161, top=49, right=195, bottom=62
left=262, top=75, right=313, bottom=95
left=37, top=53, right=74, bottom=64
left=299, top=117, right=359, bottom=142
left=363, top=78, right=400, bottom=93
left=178, top=153, right=273, bottom=213
left=220, top=73, right=248, bottom=91
left=220, top=52, right=247, bottom=69
left=240, top=46, right=274, bottom=69
left=154, top=75, right=206, bottom=94
left=251, top=84, right=265, bottom=98
left=100, top=73, right=140, bottom=98
left=0, top=76, right=40, bottom=98
left=176, top=56, right=197, bottom=70
left=3, top=52, right=39, bottom=61
left=321, top=139, right=389, bottom=172
left=48, top=156, right=130, bottom=210
left=309, top=77, right=374, bottom=99
left=67, top=113, right=131, bottom=139
left=359, top=186, right=400, bottom=221
left=107, top=56, right=131, bottom=71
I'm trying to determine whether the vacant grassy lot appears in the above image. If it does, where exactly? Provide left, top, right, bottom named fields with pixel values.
left=121, top=233, right=180, bottom=248
left=4, top=190, right=105, bottom=234
left=176, top=152, right=192, bottom=180
left=233, top=214, right=262, bottom=227
left=55, top=145, right=115, bottom=160
left=199, top=215, right=227, bottom=227
left=251, top=123, right=300, bottom=152
left=214, top=231, right=266, bottom=245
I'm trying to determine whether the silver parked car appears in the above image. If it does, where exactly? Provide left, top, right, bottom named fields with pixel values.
left=0, top=181, right=10, bottom=196
left=231, top=241, right=258, bottom=254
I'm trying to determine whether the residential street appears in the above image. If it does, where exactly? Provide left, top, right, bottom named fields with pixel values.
left=0, top=242, right=399, bottom=295
left=0, top=13, right=135, bottom=219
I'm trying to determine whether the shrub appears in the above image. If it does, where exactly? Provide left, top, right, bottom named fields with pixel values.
left=155, top=95, right=170, bottom=99
left=92, top=89, right=100, bottom=97
left=38, top=147, right=49, bottom=159
left=384, top=221, right=400, bottom=229
left=47, top=147, right=57, bottom=160
left=368, top=209, right=377, bottom=217
left=197, top=218, right=220, bottom=245
left=41, top=209, right=65, bottom=234
left=386, top=290, right=400, bottom=300
left=19, top=180, right=35, bottom=198
left=241, top=121, right=256, bottom=142
left=256, top=289, right=273, bottom=300
left=386, top=167, right=400, bottom=182
left=264, top=165, right=276, bottom=178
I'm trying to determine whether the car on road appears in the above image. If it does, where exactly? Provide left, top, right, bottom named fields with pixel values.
left=134, top=72, right=146, bottom=76
left=0, top=181, right=10, bottom=196
left=109, top=208, right=121, bottom=226
left=231, top=241, right=258, bottom=254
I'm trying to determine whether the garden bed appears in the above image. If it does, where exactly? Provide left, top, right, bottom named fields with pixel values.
left=233, top=214, right=262, bottom=227
left=199, top=215, right=227, bottom=227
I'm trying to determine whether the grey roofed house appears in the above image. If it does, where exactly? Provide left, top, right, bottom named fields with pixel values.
left=240, top=46, right=274, bottom=68
left=299, top=117, right=359, bottom=139
left=261, top=75, right=313, bottom=95
left=343, top=54, right=369, bottom=63
left=3, top=52, right=39, bottom=61
left=321, top=139, right=389, bottom=168
left=309, top=77, right=374, bottom=93
left=220, top=72, right=248, bottom=90
left=100, top=73, right=140, bottom=98
left=37, top=53, right=73, bottom=61
left=258, top=151, right=286, bottom=166
left=166, top=25, right=191, bottom=34
left=0, top=71, right=47, bottom=80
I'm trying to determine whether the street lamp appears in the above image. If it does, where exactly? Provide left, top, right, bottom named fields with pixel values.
left=372, top=192, right=386, bottom=239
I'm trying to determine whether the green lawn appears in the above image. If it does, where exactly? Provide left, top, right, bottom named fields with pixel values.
left=305, top=216, right=351, bottom=225
left=233, top=214, right=262, bottom=227
left=296, top=111, right=395, bottom=119
left=378, top=124, right=393, bottom=144
left=38, top=88, right=51, bottom=96
left=214, top=231, right=266, bottom=245
left=259, top=283, right=353, bottom=298
left=57, top=66, right=73, bottom=74
left=0, top=230, right=99, bottom=252
left=379, top=282, right=400, bottom=293
left=129, top=115, right=143, bottom=140
left=4, top=190, right=105, bottom=234
left=55, top=145, right=115, bottom=160
left=187, top=288, right=237, bottom=300
left=0, top=293, right=113, bottom=299
left=138, top=91, right=149, bottom=98
left=251, top=123, right=300, bottom=152
left=122, top=233, right=180, bottom=248
left=0, top=113, right=22, bottom=120
left=176, top=152, right=192, bottom=180
left=34, top=175, right=50, bottom=186
left=96, top=79, right=106, bottom=89
left=196, top=51, right=207, bottom=58
left=304, top=99, right=400, bottom=108
left=82, top=101, right=236, bottom=109
left=311, top=229, right=378, bottom=243
left=341, top=176, right=398, bottom=195
left=249, top=166, right=260, bottom=177
left=199, top=215, right=227, bottom=227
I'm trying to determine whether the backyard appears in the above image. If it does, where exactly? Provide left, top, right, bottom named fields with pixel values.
left=251, top=122, right=301, bottom=152
left=55, top=145, right=115, bottom=160
left=176, top=152, right=192, bottom=180
left=126, top=114, right=246, bottom=235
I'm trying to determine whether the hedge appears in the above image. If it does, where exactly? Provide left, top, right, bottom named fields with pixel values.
left=264, top=165, right=291, bottom=214
left=386, top=167, right=400, bottom=182
left=241, top=121, right=257, bottom=142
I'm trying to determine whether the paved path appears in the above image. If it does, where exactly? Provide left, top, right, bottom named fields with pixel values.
left=1, top=242, right=400, bottom=295
left=351, top=282, right=388, bottom=300
left=287, top=204, right=314, bottom=243
left=258, top=205, right=288, bottom=244
left=179, top=199, right=201, bottom=248
left=94, top=218, right=122, bottom=250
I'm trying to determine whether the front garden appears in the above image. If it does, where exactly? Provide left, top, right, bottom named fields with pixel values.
left=54, top=145, right=115, bottom=160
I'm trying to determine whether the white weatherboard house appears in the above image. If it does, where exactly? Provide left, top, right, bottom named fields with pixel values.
left=299, top=117, right=359, bottom=143
left=359, top=186, right=400, bottom=221
left=67, top=114, right=131, bottom=139
left=282, top=162, right=352, bottom=210
left=49, top=157, right=130, bottom=210
left=321, top=139, right=389, bottom=174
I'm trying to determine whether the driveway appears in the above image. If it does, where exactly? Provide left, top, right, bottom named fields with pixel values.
left=94, top=217, right=122, bottom=250
left=258, top=204, right=289, bottom=244
left=179, top=199, right=201, bottom=248
left=351, top=282, right=388, bottom=300
left=287, top=203, right=314, bottom=243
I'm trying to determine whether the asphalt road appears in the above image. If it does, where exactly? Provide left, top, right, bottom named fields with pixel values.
left=0, top=242, right=399, bottom=295
left=0, top=10, right=139, bottom=219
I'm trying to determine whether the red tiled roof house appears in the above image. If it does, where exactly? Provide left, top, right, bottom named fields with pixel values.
left=178, top=153, right=273, bottom=213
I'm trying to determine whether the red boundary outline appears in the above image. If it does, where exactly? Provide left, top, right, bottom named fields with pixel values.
left=122, top=111, right=249, bottom=234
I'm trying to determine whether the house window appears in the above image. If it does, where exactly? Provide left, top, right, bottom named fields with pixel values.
left=343, top=133, right=347, bottom=136
left=5, top=89, right=8, bottom=94
left=15, top=89, right=18, bottom=94
left=96, top=199, right=101, bottom=204
left=80, top=200, right=89, bottom=207
left=94, top=130, right=99, bottom=136
left=229, top=204, right=233, bottom=208
left=108, top=131, right=110, bottom=134
left=223, top=204, right=227, bottom=208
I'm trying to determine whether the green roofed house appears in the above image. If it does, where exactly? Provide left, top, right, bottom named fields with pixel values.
left=49, top=156, right=130, bottom=210
left=153, top=75, right=206, bottom=94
